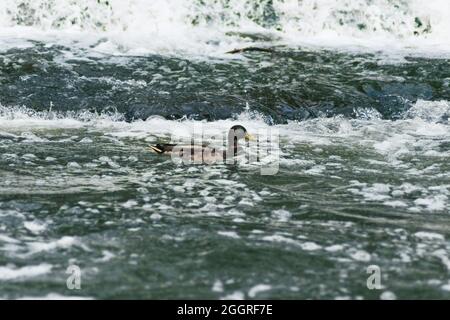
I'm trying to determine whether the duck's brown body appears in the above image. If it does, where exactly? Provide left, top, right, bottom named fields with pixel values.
left=150, top=143, right=231, bottom=163
left=149, top=125, right=252, bottom=164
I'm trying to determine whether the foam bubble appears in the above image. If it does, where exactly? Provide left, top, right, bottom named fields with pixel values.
left=24, top=220, right=47, bottom=234
left=248, top=284, right=272, bottom=298
left=27, top=236, right=79, bottom=255
left=218, top=231, right=240, bottom=239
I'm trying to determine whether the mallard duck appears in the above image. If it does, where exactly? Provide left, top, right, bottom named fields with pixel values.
left=149, top=125, right=253, bottom=163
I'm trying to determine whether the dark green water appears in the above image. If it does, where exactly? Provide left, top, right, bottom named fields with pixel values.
left=1, top=39, right=450, bottom=299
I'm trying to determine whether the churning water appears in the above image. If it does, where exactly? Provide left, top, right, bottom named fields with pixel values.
left=1, top=0, right=450, bottom=299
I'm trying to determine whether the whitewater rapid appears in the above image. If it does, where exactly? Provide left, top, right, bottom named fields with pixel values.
left=0, top=0, right=450, bottom=57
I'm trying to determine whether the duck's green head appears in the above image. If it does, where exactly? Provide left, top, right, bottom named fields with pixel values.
left=229, top=125, right=254, bottom=141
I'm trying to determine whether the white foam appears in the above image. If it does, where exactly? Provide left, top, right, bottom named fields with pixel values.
left=27, top=236, right=79, bottom=255
left=2, top=100, right=450, bottom=145
left=212, top=280, right=224, bottom=293
left=218, top=231, right=240, bottom=239
left=405, top=100, right=450, bottom=123
left=248, top=284, right=272, bottom=298
left=271, top=209, right=292, bottom=222
left=325, top=244, right=344, bottom=252
left=300, top=242, right=322, bottom=251
left=414, top=195, right=448, bottom=211
left=16, top=293, right=92, bottom=300
left=24, top=221, right=47, bottom=234
left=380, top=291, right=397, bottom=300
left=0, top=0, right=450, bottom=57
left=414, top=231, right=445, bottom=241
left=221, top=291, right=244, bottom=300
left=442, top=282, right=450, bottom=292
left=121, top=200, right=138, bottom=208
left=349, top=250, right=371, bottom=262
left=432, top=249, right=450, bottom=271
left=262, top=235, right=299, bottom=246
left=97, top=250, right=115, bottom=262
left=0, top=263, right=52, bottom=280
left=0, top=234, right=20, bottom=244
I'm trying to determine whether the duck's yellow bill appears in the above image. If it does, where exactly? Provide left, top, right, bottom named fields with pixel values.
left=245, top=133, right=256, bottom=141
left=149, top=146, right=162, bottom=153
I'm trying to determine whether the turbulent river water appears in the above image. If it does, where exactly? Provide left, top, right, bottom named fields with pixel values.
left=1, top=0, right=450, bottom=299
